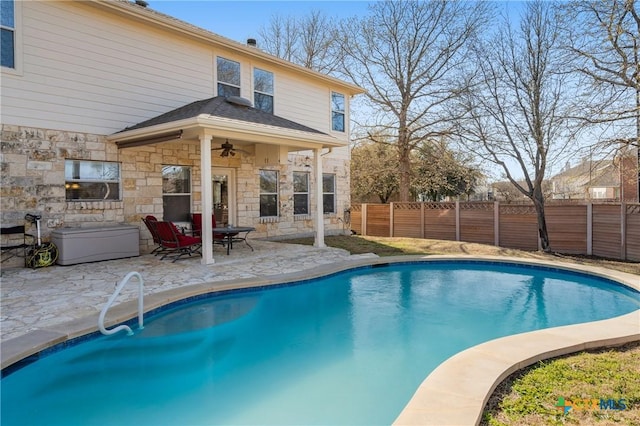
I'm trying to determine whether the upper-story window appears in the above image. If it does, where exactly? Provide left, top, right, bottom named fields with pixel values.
left=217, top=57, right=240, bottom=97
left=65, top=160, right=121, bottom=201
left=254, top=67, right=274, bottom=114
left=1, top=0, right=15, bottom=69
left=331, top=92, right=345, bottom=132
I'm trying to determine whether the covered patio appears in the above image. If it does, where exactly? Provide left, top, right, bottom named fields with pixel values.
left=110, top=96, right=348, bottom=264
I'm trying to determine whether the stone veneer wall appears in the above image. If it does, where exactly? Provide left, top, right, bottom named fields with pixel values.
left=1, top=124, right=351, bottom=266
left=250, top=153, right=352, bottom=239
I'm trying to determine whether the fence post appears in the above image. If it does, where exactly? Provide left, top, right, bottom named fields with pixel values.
left=362, top=203, right=368, bottom=236
left=455, top=201, right=460, bottom=241
left=420, top=203, right=425, bottom=239
left=494, top=201, right=500, bottom=246
left=390, top=202, right=395, bottom=237
left=586, top=203, right=592, bottom=256
left=621, top=203, right=627, bottom=260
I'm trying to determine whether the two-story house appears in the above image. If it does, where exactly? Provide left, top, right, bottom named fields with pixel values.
left=0, top=0, right=364, bottom=265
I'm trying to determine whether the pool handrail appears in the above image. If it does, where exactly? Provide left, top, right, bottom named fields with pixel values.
left=98, top=271, right=144, bottom=336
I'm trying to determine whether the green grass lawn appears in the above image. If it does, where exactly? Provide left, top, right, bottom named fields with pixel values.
left=278, top=235, right=640, bottom=425
left=482, top=342, right=640, bottom=426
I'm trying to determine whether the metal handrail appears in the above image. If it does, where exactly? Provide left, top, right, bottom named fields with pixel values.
left=98, top=271, right=144, bottom=336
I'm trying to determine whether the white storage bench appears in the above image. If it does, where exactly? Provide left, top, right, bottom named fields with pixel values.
left=51, top=225, right=140, bottom=265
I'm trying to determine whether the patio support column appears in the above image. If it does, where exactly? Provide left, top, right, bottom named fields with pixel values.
left=313, top=147, right=325, bottom=247
left=200, top=133, right=215, bottom=264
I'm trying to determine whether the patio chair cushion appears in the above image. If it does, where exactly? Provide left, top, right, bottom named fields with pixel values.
left=191, top=213, right=229, bottom=242
left=170, top=233, right=201, bottom=248
left=154, top=221, right=202, bottom=262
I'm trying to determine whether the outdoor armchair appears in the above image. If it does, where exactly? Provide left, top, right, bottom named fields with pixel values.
left=190, top=213, right=230, bottom=246
left=153, top=220, right=202, bottom=262
left=142, top=215, right=164, bottom=255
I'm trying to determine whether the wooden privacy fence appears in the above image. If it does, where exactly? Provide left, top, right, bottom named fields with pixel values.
left=350, top=202, right=640, bottom=262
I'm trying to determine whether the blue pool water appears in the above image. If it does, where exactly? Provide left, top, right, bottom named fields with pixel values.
left=2, top=261, right=639, bottom=425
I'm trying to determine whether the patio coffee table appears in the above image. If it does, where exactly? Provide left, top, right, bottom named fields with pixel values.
left=213, top=226, right=255, bottom=255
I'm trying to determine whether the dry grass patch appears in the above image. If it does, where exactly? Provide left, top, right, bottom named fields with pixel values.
left=279, top=235, right=640, bottom=275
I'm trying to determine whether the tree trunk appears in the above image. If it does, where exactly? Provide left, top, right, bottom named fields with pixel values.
left=398, top=128, right=411, bottom=202
left=398, top=160, right=411, bottom=201
left=532, top=192, right=550, bottom=252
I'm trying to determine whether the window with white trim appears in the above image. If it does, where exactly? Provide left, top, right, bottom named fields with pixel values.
left=1, top=0, right=15, bottom=68
left=254, top=67, right=274, bottom=114
left=331, top=92, right=345, bottom=132
left=65, top=160, right=121, bottom=201
left=162, top=165, right=191, bottom=222
left=260, top=170, right=278, bottom=217
left=217, top=57, right=240, bottom=97
left=323, top=173, right=336, bottom=214
left=590, top=187, right=607, bottom=199
left=293, top=171, right=309, bottom=215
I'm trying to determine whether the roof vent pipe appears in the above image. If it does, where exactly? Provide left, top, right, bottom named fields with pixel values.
left=247, top=38, right=257, bottom=47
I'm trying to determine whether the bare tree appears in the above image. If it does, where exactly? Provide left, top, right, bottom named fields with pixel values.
left=258, top=11, right=341, bottom=73
left=258, top=14, right=298, bottom=62
left=338, top=0, right=491, bottom=201
left=458, top=1, right=579, bottom=252
left=295, top=11, right=342, bottom=74
left=560, top=0, right=639, bottom=199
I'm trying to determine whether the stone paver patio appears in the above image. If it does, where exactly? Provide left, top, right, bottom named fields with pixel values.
left=0, top=240, right=373, bottom=342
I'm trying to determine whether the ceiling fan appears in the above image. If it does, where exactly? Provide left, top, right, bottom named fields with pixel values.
left=212, top=140, right=248, bottom=157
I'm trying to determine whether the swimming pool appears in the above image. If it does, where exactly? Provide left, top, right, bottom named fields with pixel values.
left=2, top=260, right=639, bottom=425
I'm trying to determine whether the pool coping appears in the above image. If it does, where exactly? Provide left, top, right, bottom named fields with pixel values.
left=2, top=255, right=639, bottom=425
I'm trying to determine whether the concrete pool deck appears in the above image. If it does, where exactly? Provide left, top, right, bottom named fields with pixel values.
left=1, top=241, right=639, bottom=425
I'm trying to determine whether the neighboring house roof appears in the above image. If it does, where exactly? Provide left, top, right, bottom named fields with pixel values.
left=551, top=160, right=619, bottom=186
left=553, top=160, right=613, bottom=180
left=89, top=0, right=364, bottom=96
left=119, top=96, right=325, bottom=135
left=588, top=170, right=619, bottom=187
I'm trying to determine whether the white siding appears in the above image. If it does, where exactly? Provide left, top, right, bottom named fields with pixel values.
left=275, top=71, right=351, bottom=143
left=1, top=1, right=214, bottom=134
left=236, top=57, right=350, bottom=142
left=276, top=72, right=328, bottom=131
left=0, top=1, right=353, bottom=141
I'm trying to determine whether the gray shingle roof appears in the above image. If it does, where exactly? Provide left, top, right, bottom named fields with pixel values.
left=119, top=96, right=326, bottom=135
